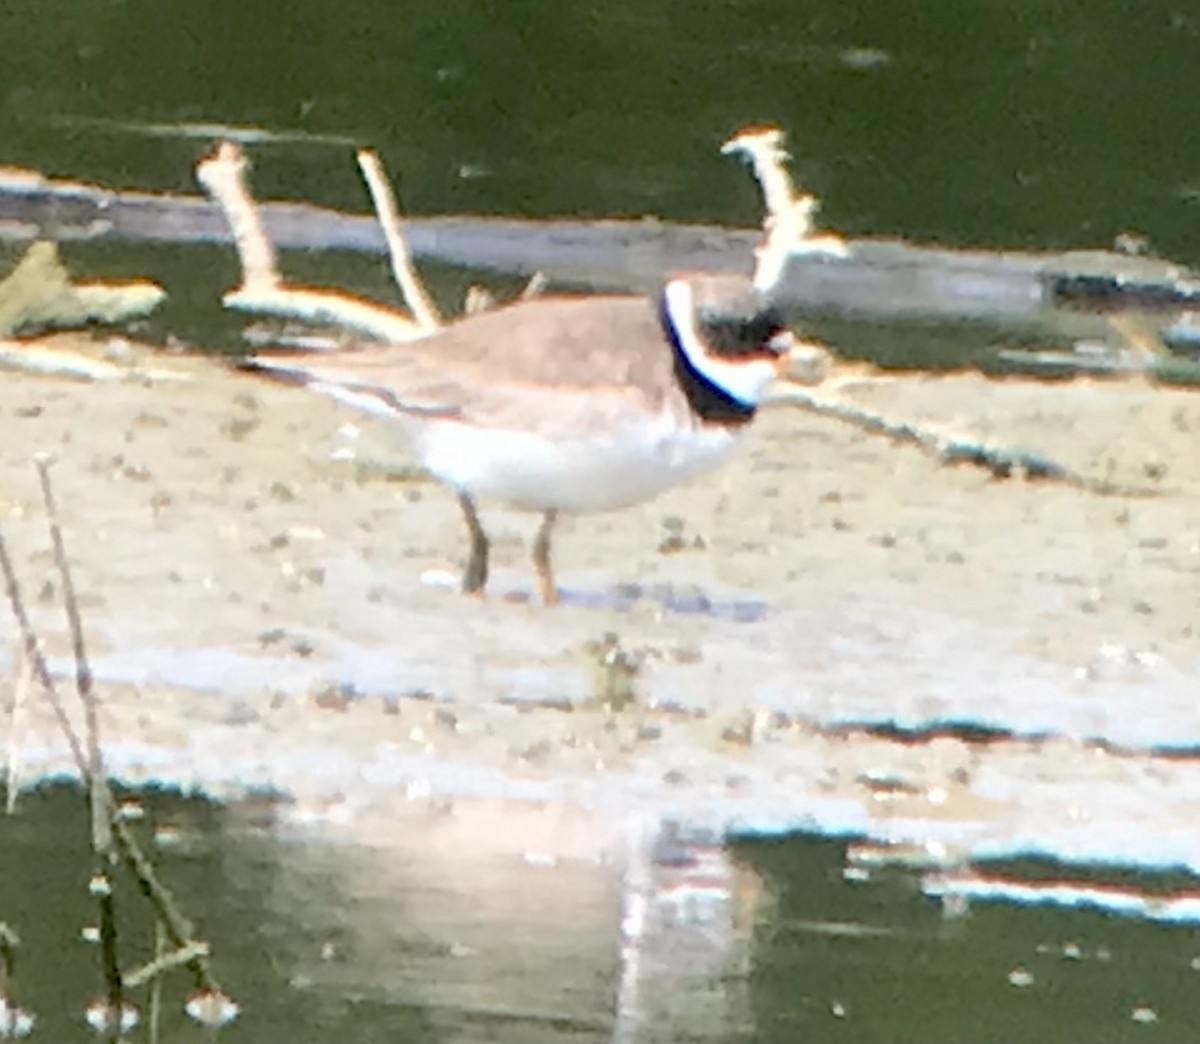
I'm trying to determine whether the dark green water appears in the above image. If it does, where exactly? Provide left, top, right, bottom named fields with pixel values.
left=3, top=0, right=1200, bottom=256
left=5, top=0, right=1200, bottom=365
left=739, top=837, right=1200, bottom=1043
left=4, top=785, right=1198, bottom=1042
left=2, top=785, right=612, bottom=1043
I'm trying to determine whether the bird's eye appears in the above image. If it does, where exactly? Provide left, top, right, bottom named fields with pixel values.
left=699, top=306, right=792, bottom=355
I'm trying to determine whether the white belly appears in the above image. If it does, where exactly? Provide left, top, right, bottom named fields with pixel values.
left=413, top=411, right=740, bottom=514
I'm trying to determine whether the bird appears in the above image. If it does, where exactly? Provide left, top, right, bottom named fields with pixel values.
left=243, top=271, right=796, bottom=604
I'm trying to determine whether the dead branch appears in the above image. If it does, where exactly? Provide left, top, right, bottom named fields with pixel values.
left=770, top=377, right=1163, bottom=496
left=356, top=149, right=441, bottom=331
left=0, top=339, right=141, bottom=381
left=721, top=125, right=849, bottom=291
left=194, top=143, right=279, bottom=292
left=197, top=141, right=425, bottom=342
left=224, top=285, right=426, bottom=342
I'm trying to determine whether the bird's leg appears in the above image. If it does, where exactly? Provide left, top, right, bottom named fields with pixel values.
left=456, top=492, right=489, bottom=595
left=532, top=510, right=559, bottom=605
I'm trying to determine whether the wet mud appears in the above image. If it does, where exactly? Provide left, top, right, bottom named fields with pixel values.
left=1, top=345, right=1198, bottom=867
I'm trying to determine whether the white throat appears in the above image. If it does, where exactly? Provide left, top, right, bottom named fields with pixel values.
left=663, top=279, right=779, bottom=407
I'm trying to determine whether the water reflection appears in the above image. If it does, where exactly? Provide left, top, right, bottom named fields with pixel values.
left=5, top=784, right=1200, bottom=1042
left=735, top=834, right=1200, bottom=1042
left=0, top=785, right=623, bottom=1042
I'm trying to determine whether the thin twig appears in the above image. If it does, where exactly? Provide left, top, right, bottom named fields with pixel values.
left=125, top=938, right=210, bottom=990
left=770, top=380, right=1164, bottom=497
left=464, top=272, right=545, bottom=316
left=356, top=149, right=441, bottom=332
left=95, top=883, right=123, bottom=1040
left=463, top=285, right=495, bottom=315
left=0, top=528, right=87, bottom=774
left=148, top=922, right=164, bottom=1044
left=34, top=458, right=108, bottom=841
left=114, top=817, right=223, bottom=995
left=519, top=271, right=547, bottom=299
left=4, top=644, right=30, bottom=814
left=35, top=459, right=124, bottom=1033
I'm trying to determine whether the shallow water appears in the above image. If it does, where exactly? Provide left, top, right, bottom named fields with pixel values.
left=5, top=784, right=1200, bottom=1043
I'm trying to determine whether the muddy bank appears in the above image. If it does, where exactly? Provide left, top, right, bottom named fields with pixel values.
left=1, top=347, right=1198, bottom=865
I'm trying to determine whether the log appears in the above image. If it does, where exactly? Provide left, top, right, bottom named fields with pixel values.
left=3, top=166, right=1199, bottom=330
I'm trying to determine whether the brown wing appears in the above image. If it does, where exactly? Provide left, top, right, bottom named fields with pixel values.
left=249, top=293, right=679, bottom=431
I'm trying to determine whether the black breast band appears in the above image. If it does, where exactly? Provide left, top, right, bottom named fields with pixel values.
left=659, top=293, right=757, bottom=426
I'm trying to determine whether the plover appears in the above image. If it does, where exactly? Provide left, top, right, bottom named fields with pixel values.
left=244, top=272, right=794, bottom=604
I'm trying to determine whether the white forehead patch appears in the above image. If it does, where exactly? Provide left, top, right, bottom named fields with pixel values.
left=663, top=279, right=780, bottom=407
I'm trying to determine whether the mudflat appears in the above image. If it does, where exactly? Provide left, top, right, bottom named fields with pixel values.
left=1, top=342, right=1197, bottom=863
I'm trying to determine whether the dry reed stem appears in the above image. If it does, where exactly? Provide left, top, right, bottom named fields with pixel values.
left=35, top=457, right=123, bottom=1027
left=148, top=921, right=164, bottom=1044
left=0, top=463, right=230, bottom=1004
left=198, top=141, right=424, bottom=342
left=0, top=526, right=87, bottom=773
left=356, top=149, right=441, bottom=332
left=4, top=644, right=30, bottom=815
left=34, top=457, right=110, bottom=853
